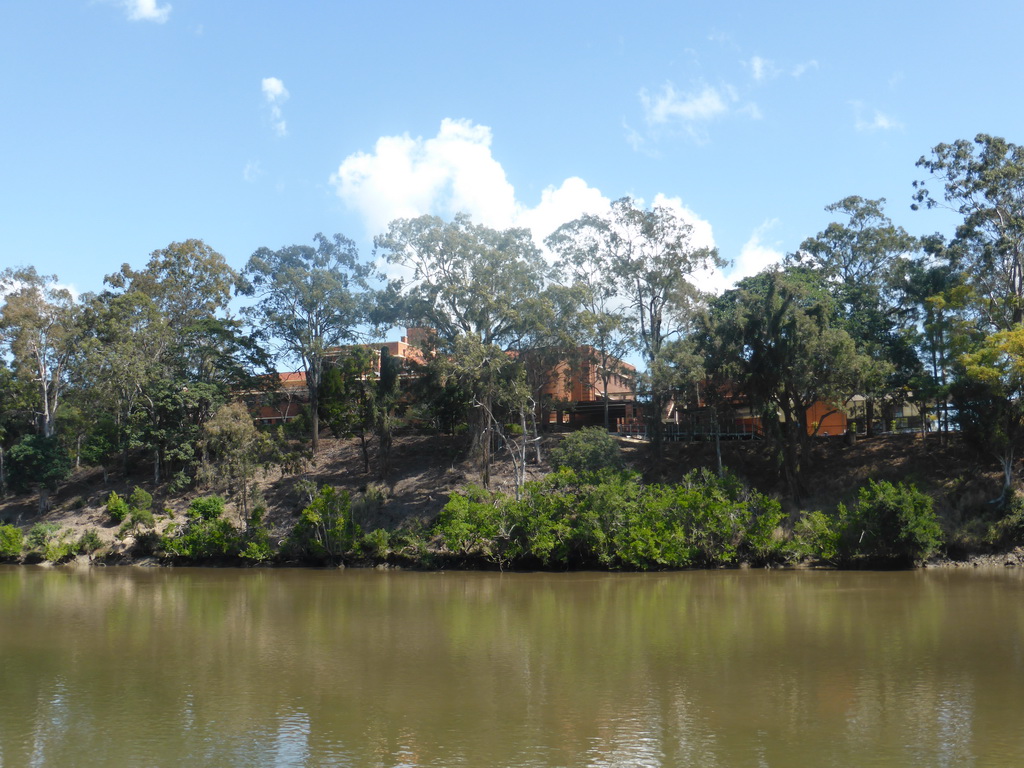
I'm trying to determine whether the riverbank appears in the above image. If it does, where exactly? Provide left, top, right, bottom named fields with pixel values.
left=0, top=431, right=1016, bottom=569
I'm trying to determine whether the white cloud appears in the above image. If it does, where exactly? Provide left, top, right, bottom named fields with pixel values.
left=738, top=102, right=763, bottom=120
left=732, top=219, right=784, bottom=282
left=851, top=101, right=902, bottom=132
left=330, top=119, right=717, bottom=280
left=518, top=177, right=611, bottom=245
left=791, top=60, right=819, bottom=78
left=689, top=219, right=784, bottom=296
left=261, top=77, right=290, bottom=137
left=122, top=0, right=171, bottom=23
left=331, top=119, right=518, bottom=236
left=641, top=82, right=728, bottom=126
left=749, top=56, right=781, bottom=82
left=243, top=161, right=263, bottom=183
left=650, top=194, right=716, bottom=253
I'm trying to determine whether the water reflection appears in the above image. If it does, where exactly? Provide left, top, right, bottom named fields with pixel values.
left=0, top=567, right=1022, bottom=766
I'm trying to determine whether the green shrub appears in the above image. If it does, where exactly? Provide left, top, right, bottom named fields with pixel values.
left=187, top=496, right=226, bottom=521
left=129, top=487, right=153, bottom=516
left=841, top=479, right=943, bottom=563
left=792, top=509, right=842, bottom=563
left=28, top=522, right=61, bottom=550
left=239, top=507, right=273, bottom=563
left=164, top=518, right=241, bottom=560
left=283, top=485, right=358, bottom=564
left=360, top=528, right=391, bottom=560
left=77, top=529, right=103, bottom=555
left=168, top=470, right=192, bottom=494
left=988, top=491, right=1024, bottom=548
left=106, top=491, right=130, bottom=524
left=434, top=469, right=787, bottom=570
left=351, top=483, right=388, bottom=525
left=548, top=427, right=624, bottom=476
left=129, top=507, right=156, bottom=531
left=27, top=523, right=75, bottom=563
left=0, top=524, right=23, bottom=557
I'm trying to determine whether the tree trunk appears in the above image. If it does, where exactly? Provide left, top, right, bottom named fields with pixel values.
left=309, top=385, right=320, bottom=455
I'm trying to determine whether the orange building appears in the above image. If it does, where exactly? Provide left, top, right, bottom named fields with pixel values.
left=534, top=346, right=640, bottom=429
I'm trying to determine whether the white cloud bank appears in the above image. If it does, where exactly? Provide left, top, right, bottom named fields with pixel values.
left=262, top=77, right=289, bottom=137
left=331, top=118, right=775, bottom=292
left=122, top=0, right=171, bottom=23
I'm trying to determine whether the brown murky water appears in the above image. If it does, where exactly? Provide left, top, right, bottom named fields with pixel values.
left=1, top=566, right=1022, bottom=767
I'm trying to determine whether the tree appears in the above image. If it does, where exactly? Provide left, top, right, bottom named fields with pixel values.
left=375, top=214, right=549, bottom=481
left=703, top=267, right=870, bottom=499
left=792, top=197, right=920, bottom=435
left=90, top=240, right=267, bottom=485
left=320, top=347, right=378, bottom=473
left=547, top=220, right=634, bottom=430
left=241, top=233, right=379, bottom=454
left=0, top=267, right=82, bottom=438
left=956, top=328, right=1024, bottom=501
left=375, top=347, right=403, bottom=480
left=7, top=434, right=70, bottom=512
left=375, top=213, right=549, bottom=347
left=199, top=402, right=270, bottom=519
left=104, top=239, right=237, bottom=329
left=914, top=134, right=1024, bottom=331
left=549, top=198, right=722, bottom=450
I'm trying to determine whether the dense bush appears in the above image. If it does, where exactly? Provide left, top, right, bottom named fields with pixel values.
left=27, top=522, right=75, bottom=563
left=839, top=479, right=943, bottom=563
left=164, top=518, right=242, bottom=560
left=435, top=469, right=786, bottom=570
left=77, top=529, right=103, bottom=555
left=106, top=491, right=130, bottom=524
left=987, top=490, right=1024, bottom=549
left=548, top=427, right=624, bottom=476
left=0, top=524, right=23, bottom=557
left=7, top=435, right=71, bottom=495
left=283, top=485, right=359, bottom=564
left=129, top=487, right=153, bottom=515
left=187, top=496, right=226, bottom=521
left=359, top=528, right=391, bottom=560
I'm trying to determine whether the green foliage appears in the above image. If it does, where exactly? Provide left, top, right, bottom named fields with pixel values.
left=351, top=483, right=388, bottom=526
left=106, top=491, right=130, bottom=524
left=129, top=486, right=153, bottom=515
left=168, top=470, right=192, bottom=494
left=359, top=528, right=391, bottom=560
left=27, top=522, right=75, bottom=563
left=0, top=524, right=23, bottom=557
left=164, top=517, right=241, bottom=560
left=987, top=491, right=1024, bottom=549
left=792, top=510, right=842, bottom=563
left=7, top=434, right=71, bottom=494
left=132, top=507, right=156, bottom=529
left=840, top=480, right=943, bottom=563
left=548, top=427, right=624, bottom=476
left=187, top=495, right=226, bottom=521
left=434, top=469, right=786, bottom=570
left=77, top=529, right=103, bottom=555
left=283, top=485, right=358, bottom=564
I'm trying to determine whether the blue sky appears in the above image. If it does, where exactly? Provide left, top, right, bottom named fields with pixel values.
left=3, top=1, right=1023, bottom=299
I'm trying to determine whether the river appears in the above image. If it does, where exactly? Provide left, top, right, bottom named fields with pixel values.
left=0, top=566, right=1021, bottom=767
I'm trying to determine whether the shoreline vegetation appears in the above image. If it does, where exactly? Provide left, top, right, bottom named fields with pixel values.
left=8, top=136, right=1024, bottom=570
left=3, top=429, right=1023, bottom=571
